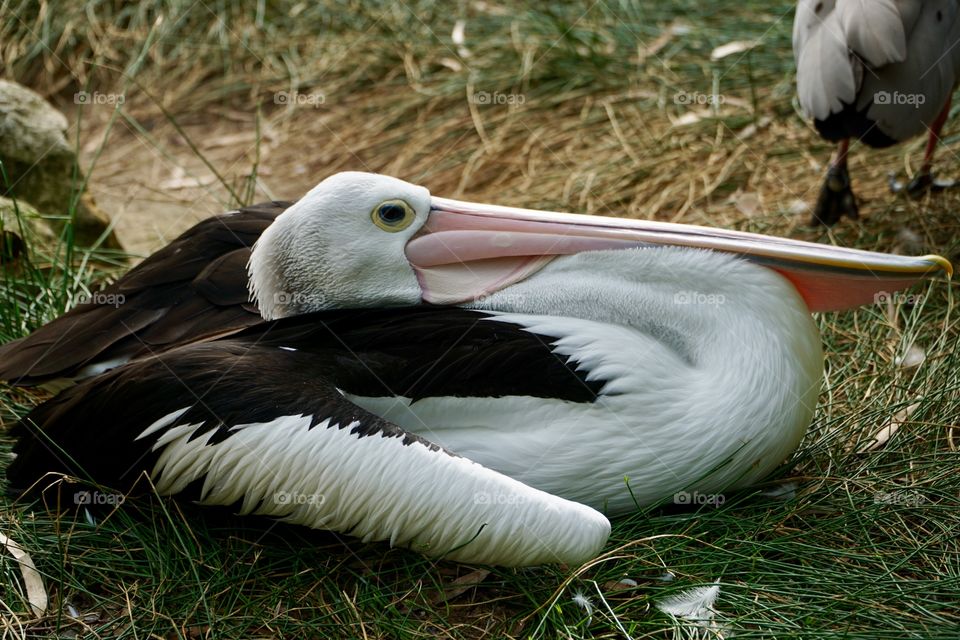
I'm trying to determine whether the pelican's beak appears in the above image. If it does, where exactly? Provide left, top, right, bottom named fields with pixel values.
left=406, top=197, right=952, bottom=312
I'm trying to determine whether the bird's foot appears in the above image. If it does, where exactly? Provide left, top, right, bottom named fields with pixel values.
left=888, top=171, right=958, bottom=197
left=811, top=165, right=858, bottom=226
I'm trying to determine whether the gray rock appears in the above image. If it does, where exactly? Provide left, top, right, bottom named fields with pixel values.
left=0, top=79, right=120, bottom=250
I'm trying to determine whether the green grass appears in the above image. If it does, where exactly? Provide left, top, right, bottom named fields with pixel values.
left=2, top=1, right=960, bottom=638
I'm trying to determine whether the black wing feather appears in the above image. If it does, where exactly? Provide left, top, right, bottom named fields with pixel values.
left=0, top=202, right=289, bottom=385
left=234, top=307, right=605, bottom=402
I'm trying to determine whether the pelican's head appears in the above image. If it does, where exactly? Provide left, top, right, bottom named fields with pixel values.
left=249, top=171, right=951, bottom=320
left=249, top=172, right=431, bottom=319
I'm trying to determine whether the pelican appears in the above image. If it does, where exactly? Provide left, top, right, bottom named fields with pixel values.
left=794, top=0, right=960, bottom=225
left=1, top=172, right=950, bottom=566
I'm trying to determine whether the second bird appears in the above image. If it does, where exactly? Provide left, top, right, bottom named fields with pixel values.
left=794, top=0, right=960, bottom=225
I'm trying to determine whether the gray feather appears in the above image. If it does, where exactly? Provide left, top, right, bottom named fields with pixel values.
left=794, top=0, right=960, bottom=140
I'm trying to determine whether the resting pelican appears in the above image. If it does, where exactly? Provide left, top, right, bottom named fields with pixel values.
left=1, top=172, right=950, bottom=566
left=794, top=0, right=960, bottom=225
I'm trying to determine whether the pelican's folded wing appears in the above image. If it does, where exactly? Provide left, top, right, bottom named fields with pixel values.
left=7, top=310, right=610, bottom=567
left=0, top=202, right=287, bottom=387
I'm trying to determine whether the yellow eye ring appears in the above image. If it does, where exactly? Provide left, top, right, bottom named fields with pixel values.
left=371, top=200, right=415, bottom=232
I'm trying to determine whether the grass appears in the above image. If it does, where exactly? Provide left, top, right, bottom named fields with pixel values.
left=2, top=0, right=960, bottom=638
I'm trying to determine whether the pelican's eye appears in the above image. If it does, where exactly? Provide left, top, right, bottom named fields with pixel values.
left=372, top=200, right=415, bottom=232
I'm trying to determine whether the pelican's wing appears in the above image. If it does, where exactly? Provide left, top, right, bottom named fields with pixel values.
left=837, top=0, right=913, bottom=67
left=794, top=0, right=857, bottom=121
left=859, top=1, right=960, bottom=141
left=795, top=0, right=958, bottom=143
left=0, top=202, right=287, bottom=387
left=7, top=307, right=610, bottom=566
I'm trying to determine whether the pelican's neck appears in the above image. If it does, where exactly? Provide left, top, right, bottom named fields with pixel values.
left=466, top=247, right=824, bottom=502
left=248, top=214, right=302, bottom=320
left=468, top=247, right=816, bottom=349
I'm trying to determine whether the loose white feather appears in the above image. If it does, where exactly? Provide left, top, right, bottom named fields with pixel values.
left=656, top=580, right=721, bottom=622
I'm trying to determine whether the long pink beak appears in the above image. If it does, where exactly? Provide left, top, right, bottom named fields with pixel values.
left=405, top=197, right=951, bottom=312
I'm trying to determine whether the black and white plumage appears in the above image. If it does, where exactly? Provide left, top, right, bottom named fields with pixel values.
left=2, top=172, right=951, bottom=566
left=794, top=0, right=960, bottom=225
left=9, top=308, right=609, bottom=565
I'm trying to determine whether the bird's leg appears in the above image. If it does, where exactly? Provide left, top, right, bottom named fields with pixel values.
left=889, top=96, right=956, bottom=196
left=811, top=138, right=859, bottom=226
